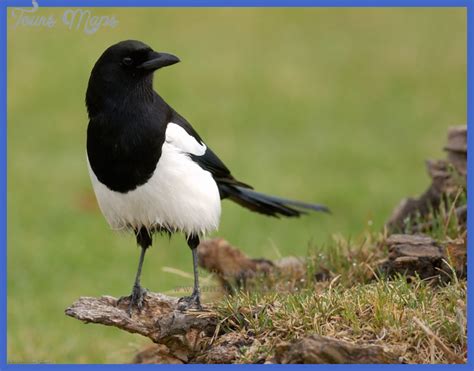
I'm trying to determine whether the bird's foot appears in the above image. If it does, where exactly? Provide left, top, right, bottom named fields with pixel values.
left=177, top=291, right=202, bottom=311
left=117, top=284, right=148, bottom=316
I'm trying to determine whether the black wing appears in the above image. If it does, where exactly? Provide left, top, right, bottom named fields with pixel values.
left=170, top=110, right=253, bottom=193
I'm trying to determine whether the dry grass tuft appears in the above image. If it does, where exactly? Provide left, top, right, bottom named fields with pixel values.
left=216, top=272, right=466, bottom=363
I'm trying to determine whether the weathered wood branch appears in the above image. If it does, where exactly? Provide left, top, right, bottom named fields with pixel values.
left=65, top=293, right=218, bottom=343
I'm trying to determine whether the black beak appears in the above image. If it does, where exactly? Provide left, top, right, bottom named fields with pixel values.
left=138, top=51, right=180, bottom=71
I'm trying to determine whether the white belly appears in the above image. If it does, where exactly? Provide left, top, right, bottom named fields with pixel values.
left=87, top=138, right=221, bottom=236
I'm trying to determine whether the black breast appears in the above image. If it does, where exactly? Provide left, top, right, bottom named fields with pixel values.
left=87, top=101, right=169, bottom=193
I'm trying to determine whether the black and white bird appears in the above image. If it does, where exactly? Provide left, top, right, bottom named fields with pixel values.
left=86, top=40, right=329, bottom=313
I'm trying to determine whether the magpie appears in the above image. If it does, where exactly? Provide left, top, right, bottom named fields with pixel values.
left=86, top=40, right=329, bottom=313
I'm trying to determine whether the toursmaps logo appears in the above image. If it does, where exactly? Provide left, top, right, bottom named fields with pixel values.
left=10, top=0, right=119, bottom=35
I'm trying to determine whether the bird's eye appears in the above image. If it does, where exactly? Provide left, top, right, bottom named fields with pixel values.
left=122, top=57, right=133, bottom=66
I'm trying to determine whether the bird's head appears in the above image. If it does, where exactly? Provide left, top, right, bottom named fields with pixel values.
left=86, top=40, right=180, bottom=116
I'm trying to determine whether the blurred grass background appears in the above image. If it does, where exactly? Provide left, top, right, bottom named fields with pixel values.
left=7, top=7, right=466, bottom=363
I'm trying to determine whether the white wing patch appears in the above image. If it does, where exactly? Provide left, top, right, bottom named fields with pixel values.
left=165, top=123, right=206, bottom=156
left=87, top=122, right=221, bottom=236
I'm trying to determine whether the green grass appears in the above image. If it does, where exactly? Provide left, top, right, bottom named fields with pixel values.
left=7, top=8, right=466, bottom=363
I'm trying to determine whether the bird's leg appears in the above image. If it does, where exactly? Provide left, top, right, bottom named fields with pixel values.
left=128, top=245, right=148, bottom=313
left=118, top=227, right=152, bottom=316
left=178, top=235, right=202, bottom=311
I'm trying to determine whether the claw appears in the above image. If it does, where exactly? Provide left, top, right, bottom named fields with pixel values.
left=178, top=291, right=202, bottom=311
left=118, top=284, right=148, bottom=316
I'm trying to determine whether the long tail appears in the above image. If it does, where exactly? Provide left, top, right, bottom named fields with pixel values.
left=219, top=184, right=330, bottom=218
